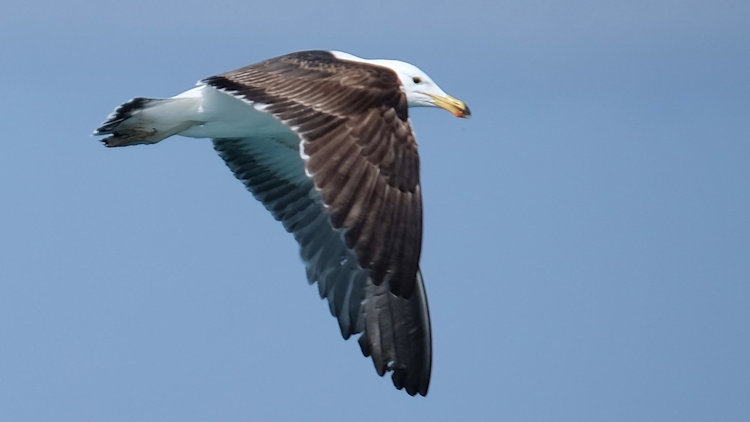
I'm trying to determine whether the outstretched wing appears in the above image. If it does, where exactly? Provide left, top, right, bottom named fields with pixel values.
left=208, top=51, right=431, bottom=395
left=205, top=50, right=422, bottom=298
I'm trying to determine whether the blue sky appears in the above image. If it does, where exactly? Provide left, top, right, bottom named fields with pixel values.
left=1, top=1, right=749, bottom=421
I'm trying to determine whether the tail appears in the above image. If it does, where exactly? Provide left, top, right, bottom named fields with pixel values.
left=94, top=97, right=198, bottom=147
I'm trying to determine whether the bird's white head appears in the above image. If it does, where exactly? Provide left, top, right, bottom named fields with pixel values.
left=331, top=51, right=471, bottom=118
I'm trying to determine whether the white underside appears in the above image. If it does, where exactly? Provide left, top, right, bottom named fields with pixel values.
left=156, top=85, right=298, bottom=148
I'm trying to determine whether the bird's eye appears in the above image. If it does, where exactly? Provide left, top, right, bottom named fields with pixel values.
left=412, top=76, right=422, bottom=84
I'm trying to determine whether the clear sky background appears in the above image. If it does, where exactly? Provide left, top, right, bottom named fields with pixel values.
left=1, top=1, right=748, bottom=421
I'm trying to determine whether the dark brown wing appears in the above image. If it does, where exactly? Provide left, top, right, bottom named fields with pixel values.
left=205, top=51, right=431, bottom=395
left=203, top=50, right=421, bottom=298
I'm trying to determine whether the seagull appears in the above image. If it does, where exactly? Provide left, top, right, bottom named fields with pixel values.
left=94, top=50, right=470, bottom=396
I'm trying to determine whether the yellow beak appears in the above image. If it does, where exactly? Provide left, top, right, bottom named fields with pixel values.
left=428, top=93, right=471, bottom=118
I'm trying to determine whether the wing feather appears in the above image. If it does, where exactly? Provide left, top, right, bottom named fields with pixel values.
left=208, top=50, right=431, bottom=395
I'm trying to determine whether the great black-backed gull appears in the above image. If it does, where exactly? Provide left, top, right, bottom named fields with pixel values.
left=94, top=50, right=470, bottom=396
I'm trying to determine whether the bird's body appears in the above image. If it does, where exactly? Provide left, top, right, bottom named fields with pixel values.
left=95, top=50, right=469, bottom=396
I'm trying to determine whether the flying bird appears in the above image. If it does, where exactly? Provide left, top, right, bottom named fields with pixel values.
left=94, top=50, right=470, bottom=396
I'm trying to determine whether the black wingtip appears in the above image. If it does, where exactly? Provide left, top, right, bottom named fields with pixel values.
left=392, top=368, right=429, bottom=396
left=358, top=271, right=432, bottom=397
